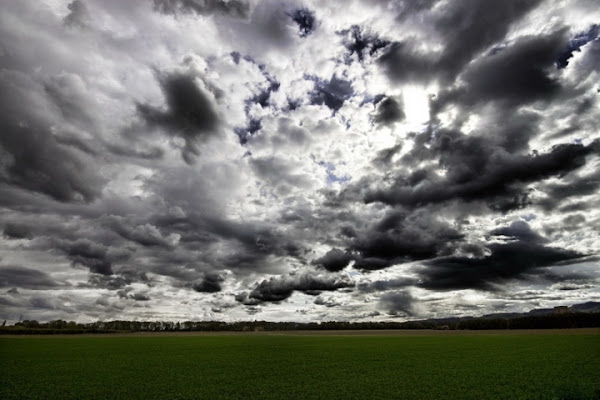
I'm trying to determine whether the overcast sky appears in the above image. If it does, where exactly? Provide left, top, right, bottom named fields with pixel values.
left=0, top=0, right=599, bottom=323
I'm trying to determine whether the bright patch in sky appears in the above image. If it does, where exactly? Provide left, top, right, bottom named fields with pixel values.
left=402, top=86, right=431, bottom=129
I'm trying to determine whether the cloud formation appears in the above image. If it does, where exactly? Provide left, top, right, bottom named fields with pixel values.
left=0, top=0, right=598, bottom=323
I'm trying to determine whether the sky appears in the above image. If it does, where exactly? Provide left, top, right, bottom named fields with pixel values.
left=0, top=0, right=599, bottom=323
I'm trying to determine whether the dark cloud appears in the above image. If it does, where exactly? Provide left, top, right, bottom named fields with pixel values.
left=234, top=292, right=261, bottom=306
left=103, top=216, right=174, bottom=248
left=2, top=223, right=33, bottom=240
left=0, top=296, right=18, bottom=307
left=29, top=296, right=57, bottom=310
left=105, top=143, right=164, bottom=160
left=366, top=134, right=600, bottom=211
left=0, top=120, right=103, bottom=202
left=490, top=220, right=548, bottom=244
left=379, top=290, right=416, bottom=316
left=153, top=212, right=304, bottom=275
left=432, top=0, right=542, bottom=79
left=445, top=31, right=567, bottom=106
left=86, top=270, right=150, bottom=290
left=0, top=74, right=104, bottom=203
left=357, top=278, right=418, bottom=293
left=377, top=42, right=435, bottom=83
left=153, top=0, right=250, bottom=19
left=419, top=223, right=587, bottom=291
left=1, top=217, right=79, bottom=243
left=308, top=75, right=354, bottom=113
left=351, top=211, right=464, bottom=270
left=192, top=273, right=224, bottom=293
left=312, top=248, right=353, bottom=272
left=371, top=96, right=404, bottom=126
left=64, top=0, right=90, bottom=28
left=137, top=72, right=220, bottom=162
left=553, top=282, right=597, bottom=291
left=55, top=239, right=115, bottom=275
left=339, top=226, right=357, bottom=238
left=372, top=143, right=403, bottom=168
left=241, top=272, right=354, bottom=303
left=291, top=8, right=316, bottom=37
left=379, top=0, right=542, bottom=83
left=352, top=257, right=394, bottom=271
left=130, top=292, right=151, bottom=301
left=0, top=266, right=64, bottom=289
left=116, top=287, right=133, bottom=299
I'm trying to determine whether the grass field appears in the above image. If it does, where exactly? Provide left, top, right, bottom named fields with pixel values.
left=1, top=331, right=599, bottom=399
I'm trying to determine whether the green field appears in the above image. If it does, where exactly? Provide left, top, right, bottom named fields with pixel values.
left=1, top=332, right=599, bottom=400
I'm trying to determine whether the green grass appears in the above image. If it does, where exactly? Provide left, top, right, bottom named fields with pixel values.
left=1, top=333, right=599, bottom=399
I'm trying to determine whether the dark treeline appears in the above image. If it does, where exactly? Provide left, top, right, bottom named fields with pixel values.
left=1, top=312, right=599, bottom=334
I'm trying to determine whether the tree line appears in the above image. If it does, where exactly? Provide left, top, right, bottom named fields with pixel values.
left=0, top=312, right=598, bottom=334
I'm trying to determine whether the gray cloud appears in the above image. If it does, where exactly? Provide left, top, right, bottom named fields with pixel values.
left=0, top=72, right=104, bottom=203
left=192, top=273, right=224, bottom=293
left=0, top=266, right=65, bottom=289
left=153, top=0, right=250, bottom=18
left=103, top=215, right=176, bottom=249
left=240, top=272, right=354, bottom=303
left=357, top=278, right=418, bottom=293
left=379, top=290, right=416, bottom=316
left=130, top=292, right=151, bottom=301
left=439, top=30, right=567, bottom=107
left=55, top=239, right=117, bottom=276
left=366, top=136, right=599, bottom=212
left=64, top=0, right=91, bottom=28
left=137, top=72, right=220, bottom=162
left=379, top=0, right=543, bottom=83
left=350, top=210, right=464, bottom=270
left=312, top=248, right=353, bottom=272
left=419, top=223, right=587, bottom=291
left=371, top=96, right=404, bottom=126
left=86, top=270, right=150, bottom=290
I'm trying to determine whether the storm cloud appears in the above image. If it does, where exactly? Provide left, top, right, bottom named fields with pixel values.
left=419, top=233, right=587, bottom=292
left=240, top=272, right=354, bottom=303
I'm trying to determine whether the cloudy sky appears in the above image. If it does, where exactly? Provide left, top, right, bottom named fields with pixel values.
left=1, top=0, right=599, bottom=323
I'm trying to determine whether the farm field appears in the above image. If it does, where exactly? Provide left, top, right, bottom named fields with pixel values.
left=1, top=331, right=599, bottom=400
